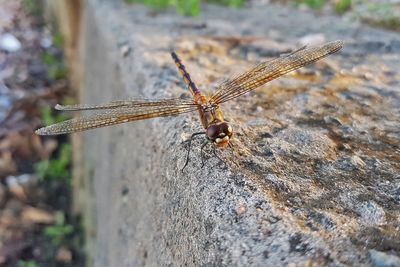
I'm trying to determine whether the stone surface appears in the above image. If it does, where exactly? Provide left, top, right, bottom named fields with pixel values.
left=73, top=0, right=400, bottom=266
left=369, top=250, right=400, bottom=267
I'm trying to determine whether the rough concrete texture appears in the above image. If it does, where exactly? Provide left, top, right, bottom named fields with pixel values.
left=75, top=0, right=400, bottom=266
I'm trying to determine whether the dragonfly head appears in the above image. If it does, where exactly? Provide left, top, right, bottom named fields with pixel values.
left=206, top=121, right=233, bottom=148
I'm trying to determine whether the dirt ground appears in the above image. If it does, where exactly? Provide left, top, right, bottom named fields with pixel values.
left=0, top=0, right=83, bottom=266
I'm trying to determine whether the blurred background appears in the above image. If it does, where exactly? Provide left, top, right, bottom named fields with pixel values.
left=0, top=0, right=399, bottom=266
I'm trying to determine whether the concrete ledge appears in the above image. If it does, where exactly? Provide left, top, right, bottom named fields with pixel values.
left=72, top=1, right=400, bottom=266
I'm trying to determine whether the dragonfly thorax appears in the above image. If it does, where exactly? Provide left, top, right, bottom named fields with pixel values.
left=206, top=121, right=233, bottom=148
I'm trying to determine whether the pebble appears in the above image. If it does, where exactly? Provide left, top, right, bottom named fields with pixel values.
left=6, top=175, right=27, bottom=201
left=369, top=249, right=400, bottom=267
left=120, top=44, right=131, bottom=57
left=40, top=37, right=52, bottom=48
left=351, top=155, right=366, bottom=168
left=21, top=206, right=55, bottom=224
left=56, top=246, right=73, bottom=263
left=0, top=33, right=21, bottom=52
left=324, top=115, right=343, bottom=126
left=236, top=201, right=247, bottom=216
left=255, top=106, right=263, bottom=113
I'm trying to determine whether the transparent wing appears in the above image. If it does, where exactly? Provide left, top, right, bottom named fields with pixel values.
left=36, top=99, right=199, bottom=135
left=210, top=40, right=343, bottom=104
left=54, top=98, right=190, bottom=111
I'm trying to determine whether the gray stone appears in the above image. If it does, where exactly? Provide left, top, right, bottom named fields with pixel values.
left=369, top=250, right=400, bottom=267
left=71, top=0, right=400, bottom=266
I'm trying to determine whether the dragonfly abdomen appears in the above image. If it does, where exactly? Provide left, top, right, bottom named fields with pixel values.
left=171, top=52, right=200, bottom=95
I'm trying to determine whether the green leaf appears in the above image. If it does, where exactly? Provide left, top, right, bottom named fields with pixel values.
left=43, top=212, right=74, bottom=246
left=227, top=0, right=244, bottom=8
left=125, top=0, right=244, bottom=16
left=40, top=106, right=70, bottom=126
left=52, top=32, right=64, bottom=47
left=335, top=0, right=351, bottom=13
left=35, top=143, right=72, bottom=183
left=17, top=260, right=40, bottom=267
left=302, top=0, right=325, bottom=9
left=176, top=0, right=200, bottom=16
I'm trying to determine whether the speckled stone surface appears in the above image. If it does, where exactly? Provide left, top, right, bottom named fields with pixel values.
left=74, top=1, right=400, bottom=266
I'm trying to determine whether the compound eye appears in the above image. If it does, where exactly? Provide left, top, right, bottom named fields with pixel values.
left=221, top=123, right=233, bottom=136
left=206, top=125, right=219, bottom=140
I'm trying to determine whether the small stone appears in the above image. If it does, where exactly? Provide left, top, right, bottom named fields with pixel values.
left=358, top=201, right=386, bottom=225
left=255, top=106, right=263, bottom=113
left=56, top=246, right=72, bottom=263
left=0, top=33, right=21, bottom=52
left=369, top=249, right=400, bottom=267
left=324, top=115, right=343, bottom=126
left=181, top=132, right=190, bottom=141
left=120, top=45, right=131, bottom=57
left=121, top=186, right=129, bottom=196
left=263, top=147, right=274, bottom=157
left=6, top=175, right=27, bottom=201
left=338, top=143, right=351, bottom=151
left=351, top=155, right=366, bottom=168
left=236, top=201, right=247, bottom=216
left=263, top=250, right=269, bottom=258
left=338, top=156, right=366, bottom=171
left=40, top=37, right=52, bottom=48
left=21, top=206, right=55, bottom=224
left=364, top=72, right=374, bottom=80
left=0, top=152, right=17, bottom=177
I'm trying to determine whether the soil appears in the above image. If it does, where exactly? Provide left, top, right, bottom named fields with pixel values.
left=0, top=0, right=84, bottom=266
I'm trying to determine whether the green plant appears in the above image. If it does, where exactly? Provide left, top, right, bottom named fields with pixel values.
left=360, top=3, right=400, bottom=31
left=125, top=0, right=245, bottom=16
left=125, top=0, right=170, bottom=8
left=35, top=143, right=72, bottom=183
left=40, top=32, right=67, bottom=80
left=52, top=32, right=64, bottom=48
left=301, top=0, right=325, bottom=9
left=175, top=0, right=201, bottom=16
left=335, top=0, right=351, bottom=13
left=43, top=212, right=74, bottom=246
left=36, top=107, right=72, bottom=182
left=41, top=52, right=68, bottom=80
left=17, top=260, right=40, bottom=267
left=209, top=0, right=244, bottom=8
left=22, top=0, right=42, bottom=15
left=40, top=106, right=69, bottom=126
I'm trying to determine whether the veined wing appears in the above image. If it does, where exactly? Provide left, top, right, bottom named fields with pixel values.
left=210, top=40, right=343, bottom=104
left=35, top=99, right=198, bottom=135
left=54, top=98, right=190, bottom=111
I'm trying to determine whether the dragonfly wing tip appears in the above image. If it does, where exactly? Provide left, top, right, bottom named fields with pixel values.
left=331, top=40, right=344, bottom=50
left=55, top=104, right=63, bottom=110
left=35, top=126, right=54, bottom=135
left=35, top=128, right=45, bottom=135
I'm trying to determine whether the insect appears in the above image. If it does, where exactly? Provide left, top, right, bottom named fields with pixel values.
left=36, top=40, right=343, bottom=168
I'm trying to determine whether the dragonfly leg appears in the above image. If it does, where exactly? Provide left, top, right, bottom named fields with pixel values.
left=212, top=146, right=227, bottom=169
left=200, top=141, right=209, bottom=168
left=181, top=131, right=206, bottom=172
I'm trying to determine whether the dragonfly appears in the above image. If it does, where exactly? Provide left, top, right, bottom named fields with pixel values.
left=36, top=40, right=343, bottom=168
